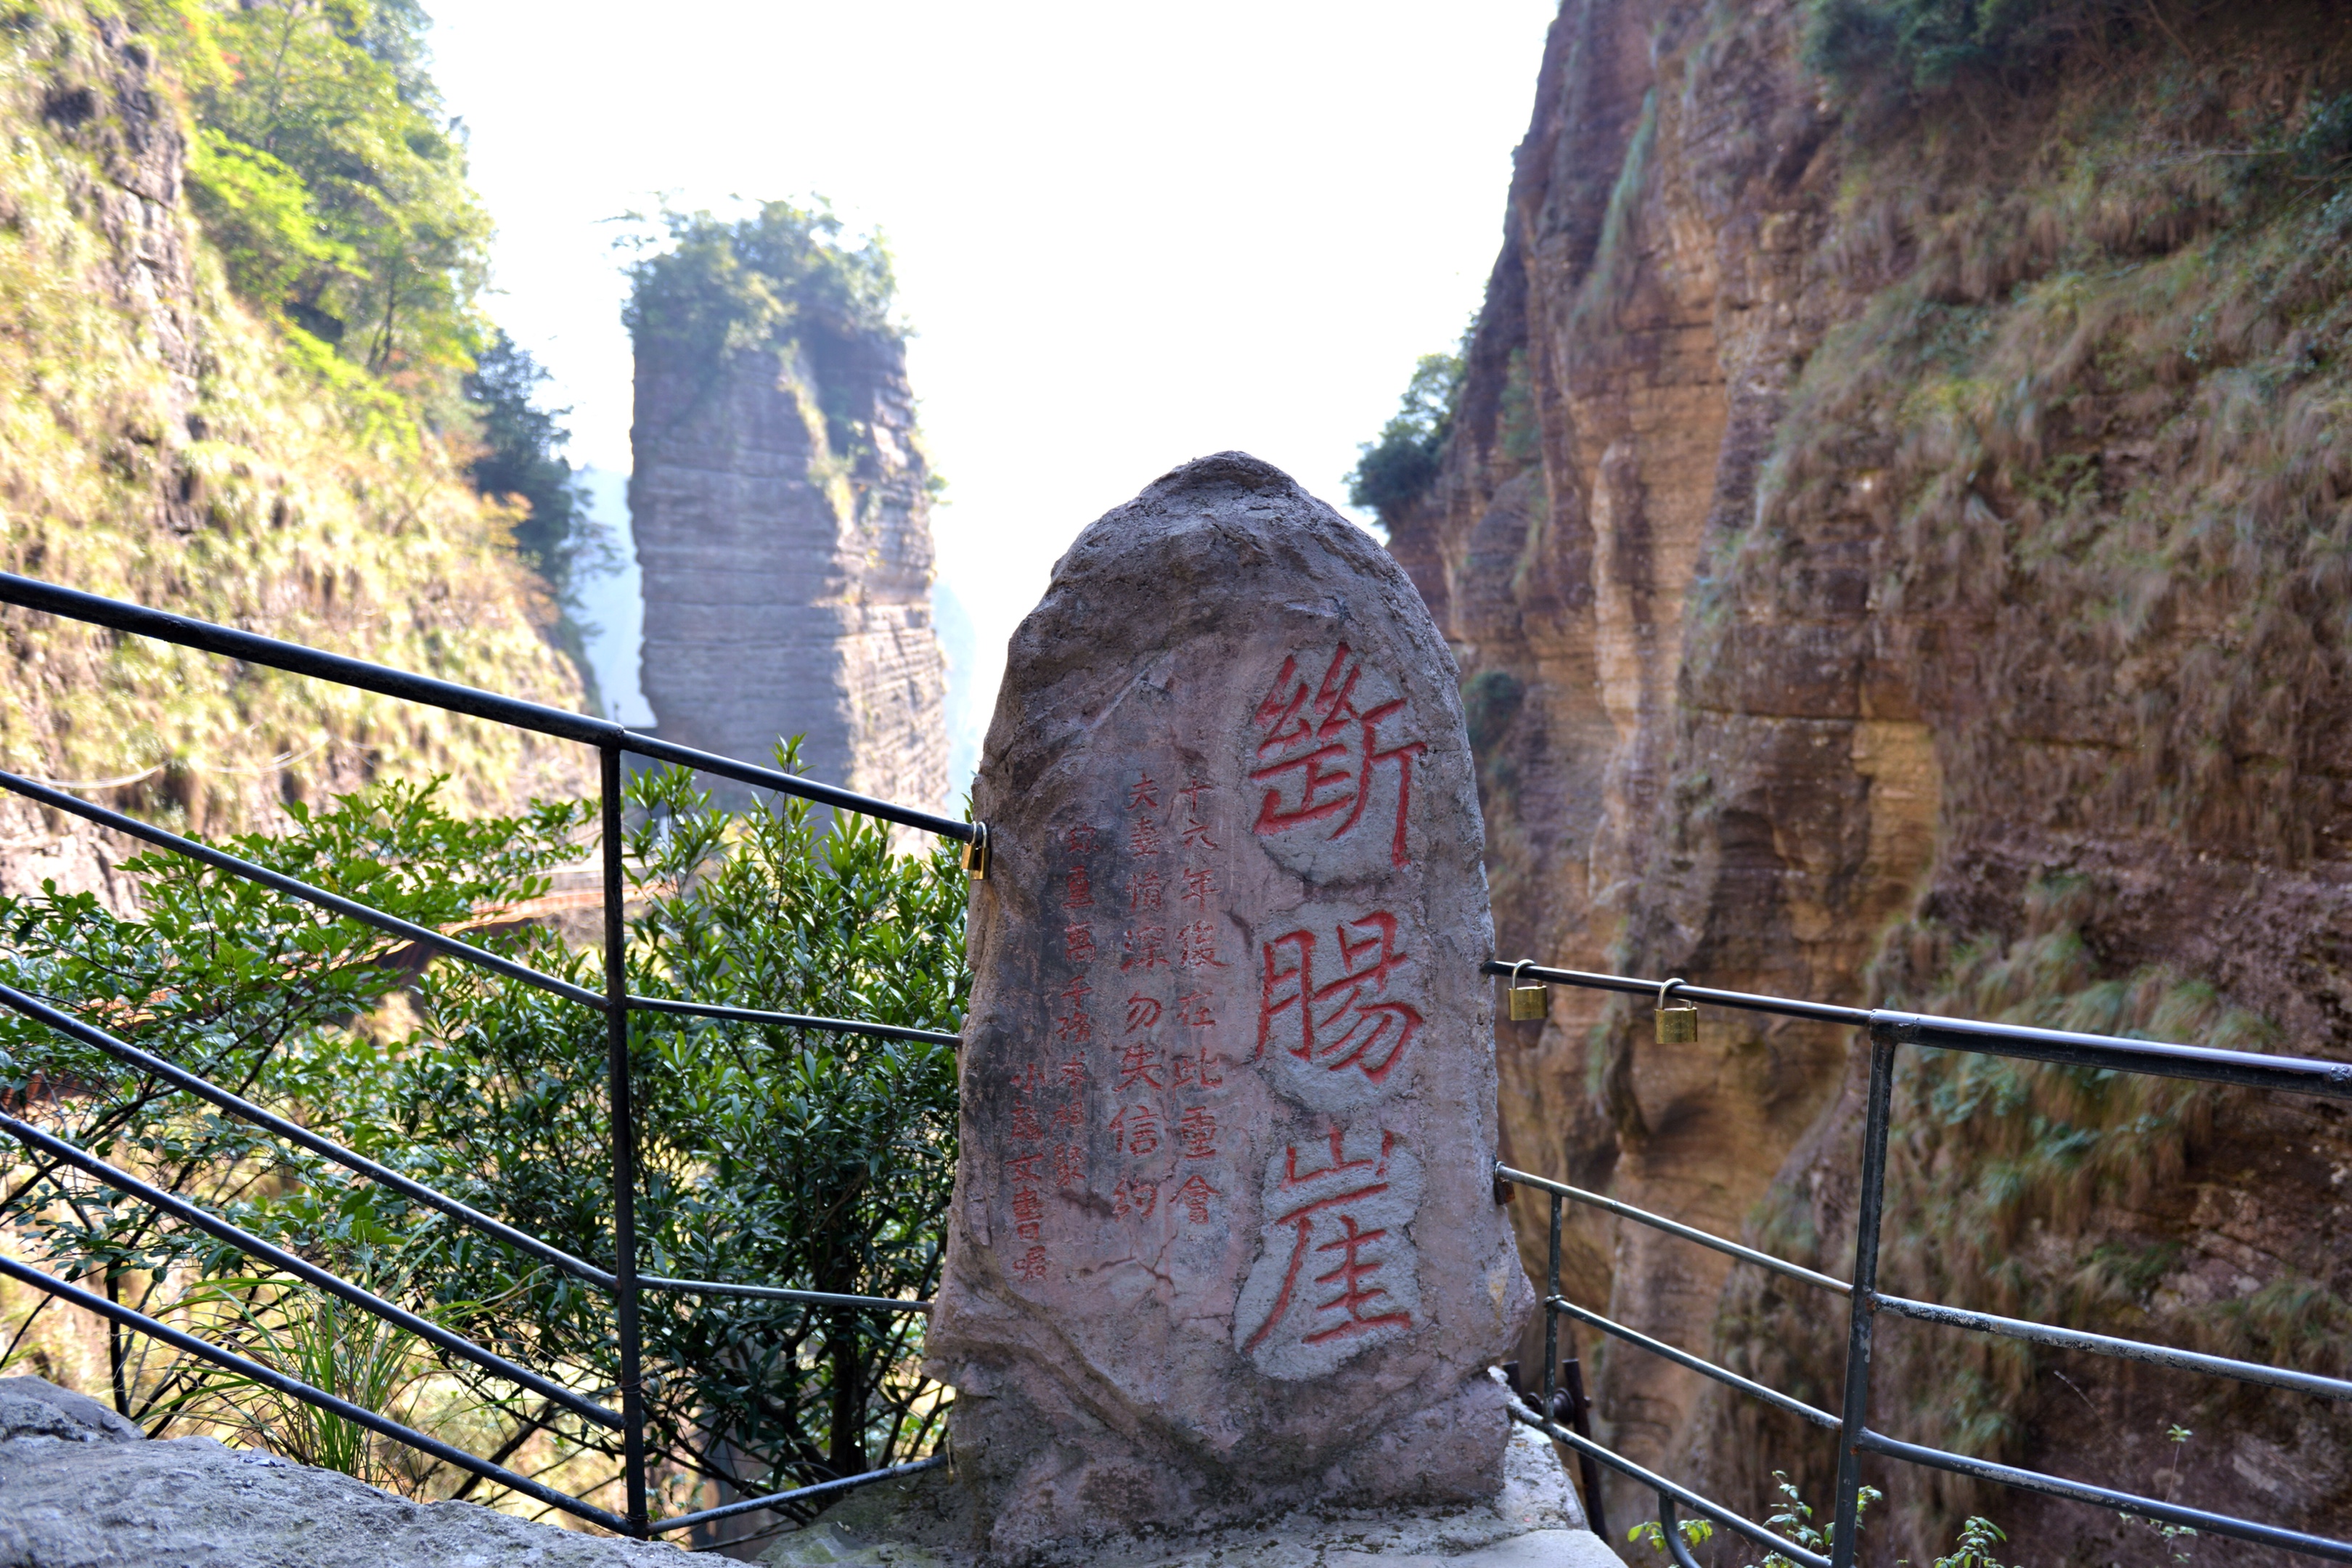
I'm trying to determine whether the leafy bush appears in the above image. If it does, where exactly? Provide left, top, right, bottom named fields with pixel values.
left=0, top=760, right=966, bottom=1520
left=1347, top=348, right=1465, bottom=520
left=464, top=331, right=611, bottom=611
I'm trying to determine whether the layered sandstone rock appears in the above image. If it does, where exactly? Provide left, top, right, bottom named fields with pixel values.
left=1391, top=1, right=2352, bottom=1557
left=630, top=285, right=947, bottom=814
left=928, top=454, right=1530, bottom=1560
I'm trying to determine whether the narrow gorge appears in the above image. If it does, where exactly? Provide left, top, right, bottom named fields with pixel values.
left=1383, top=1, right=2352, bottom=1556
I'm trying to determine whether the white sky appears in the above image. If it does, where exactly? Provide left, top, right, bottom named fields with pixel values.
left=428, top=1, right=1556, bottom=786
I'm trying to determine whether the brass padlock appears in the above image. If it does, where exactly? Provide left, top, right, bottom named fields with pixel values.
left=1654, top=977, right=1699, bottom=1044
left=960, top=822, right=991, bottom=880
left=1507, top=960, right=1549, bottom=1022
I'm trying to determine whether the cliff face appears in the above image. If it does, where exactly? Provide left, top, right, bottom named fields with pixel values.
left=0, top=5, right=587, bottom=905
left=630, top=260, right=947, bottom=816
left=1392, top=1, right=2352, bottom=1555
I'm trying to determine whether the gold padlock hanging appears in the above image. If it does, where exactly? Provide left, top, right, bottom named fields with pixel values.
left=960, top=822, right=991, bottom=880
left=1654, top=976, right=1699, bottom=1044
left=1507, top=960, right=1549, bottom=1022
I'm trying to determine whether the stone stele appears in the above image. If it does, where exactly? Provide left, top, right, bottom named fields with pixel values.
left=927, top=452, right=1532, bottom=1559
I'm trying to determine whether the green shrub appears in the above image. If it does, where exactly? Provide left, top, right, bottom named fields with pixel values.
left=1348, top=348, right=1465, bottom=520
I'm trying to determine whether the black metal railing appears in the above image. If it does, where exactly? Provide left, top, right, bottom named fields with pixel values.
left=0, top=572, right=974, bottom=1538
left=1485, top=957, right=2352, bottom=1566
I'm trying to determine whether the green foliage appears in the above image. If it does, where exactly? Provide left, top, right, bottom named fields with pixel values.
left=463, top=330, right=611, bottom=609
left=624, top=200, right=898, bottom=451
left=173, top=0, right=491, bottom=388
left=1933, top=1515, right=2010, bottom=1568
left=1802, top=0, right=2146, bottom=94
left=1628, top=1513, right=1714, bottom=1557
left=1348, top=348, right=1465, bottom=519
left=0, top=762, right=967, bottom=1516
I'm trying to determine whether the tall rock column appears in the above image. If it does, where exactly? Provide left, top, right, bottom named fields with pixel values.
left=629, top=212, right=948, bottom=814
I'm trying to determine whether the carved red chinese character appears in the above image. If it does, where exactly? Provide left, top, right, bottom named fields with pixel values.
left=1010, top=1104, right=1046, bottom=1143
left=1008, top=1062, right=1044, bottom=1097
left=1173, top=1173, right=1220, bottom=1222
left=1120, top=926, right=1169, bottom=971
left=1065, top=867, right=1094, bottom=907
left=1173, top=990, right=1215, bottom=1029
left=1180, top=817, right=1218, bottom=851
left=1170, top=1045, right=1224, bottom=1088
left=1065, top=825, right=1099, bottom=855
left=1180, top=865, right=1216, bottom=909
left=1128, top=869, right=1164, bottom=911
left=1108, top=1103, right=1161, bottom=1156
left=1242, top=1132, right=1410, bottom=1352
left=1129, top=772, right=1161, bottom=812
left=1177, top=1105, right=1217, bottom=1159
left=1127, top=815, right=1164, bottom=857
left=1176, top=919, right=1225, bottom=970
left=1013, top=1246, right=1050, bottom=1282
left=1249, top=645, right=1426, bottom=867
left=1124, top=995, right=1162, bottom=1032
left=1051, top=1098, right=1083, bottom=1130
left=1052, top=1143, right=1086, bottom=1187
left=1113, top=1177, right=1158, bottom=1220
left=1058, top=1055, right=1087, bottom=1090
left=1064, top=923, right=1098, bottom=965
left=1257, top=912, right=1421, bottom=1084
left=1178, top=778, right=1213, bottom=814
left=1116, top=1042, right=1166, bottom=1092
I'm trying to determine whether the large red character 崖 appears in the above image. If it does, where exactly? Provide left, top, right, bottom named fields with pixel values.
left=1242, top=1129, right=1412, bottom=1352
left=1249, top=645, right=1426, bottom=867
left=1256, top=912, right=1422, bottom=1084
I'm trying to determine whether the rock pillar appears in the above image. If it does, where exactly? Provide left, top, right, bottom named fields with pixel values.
left=928, top=452, right=1530, bottom=1558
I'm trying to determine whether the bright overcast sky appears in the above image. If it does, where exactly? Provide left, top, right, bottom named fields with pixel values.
left=428, top=1, right=1557, bottom=786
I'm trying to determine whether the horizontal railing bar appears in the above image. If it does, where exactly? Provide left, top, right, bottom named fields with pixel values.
left=625, top=996, right=961, bottom=1048
left=0, top=1112, right=621, bottom=1429
left=1875, top=1291, right=2352, bottom=1402
left=1506, top=1398, right=1829, bottom=1568
left=0, top=573, right=973, bottom=842
left=1498, top=1165, right=1850, bottom=1297
left=1879, top=1010, right=2352, bottom=1101
left=0, top=1251, right=630, bottom=1534
left=649, top=1453, right=950, bottom=1535
left=1547, top=1294, right=1838, bottom=1429
left=1485, top=960, right=1870, bottom=1026
left=1485, top=960, right=2352, bottom=1100
left=0, top=982, right=617, bottom=1289
left=639, top=1276, right=934, bottom=1314
left=1855, top=1429, right=2352, bottom=1563
left=615, top=732, right=970, bottom=841
left=0, top=771, right=605, bottom=1010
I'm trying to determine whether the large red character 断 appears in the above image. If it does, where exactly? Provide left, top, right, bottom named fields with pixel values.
left=1249, top=645, right=1426, bottom=868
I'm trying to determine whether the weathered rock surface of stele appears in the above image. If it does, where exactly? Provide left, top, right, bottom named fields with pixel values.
left=927, top=452, right=1532, bottom=1559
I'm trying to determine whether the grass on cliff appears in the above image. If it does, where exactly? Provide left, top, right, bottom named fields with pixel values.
left=0, top=2, right=587, bottom=833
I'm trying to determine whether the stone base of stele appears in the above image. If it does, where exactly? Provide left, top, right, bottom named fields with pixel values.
left=758, top=1413, right=1617, bottom=1568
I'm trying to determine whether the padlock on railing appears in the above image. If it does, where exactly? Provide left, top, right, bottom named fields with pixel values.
left=1654, top=976, right=1698, bottom=1044
left=960, top=822, right=991, bottom=880
left=1508, top=960, right=1549, bottom=1022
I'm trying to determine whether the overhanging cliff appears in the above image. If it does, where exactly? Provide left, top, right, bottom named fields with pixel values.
left=1389, top=1, right=2352, bottom=1554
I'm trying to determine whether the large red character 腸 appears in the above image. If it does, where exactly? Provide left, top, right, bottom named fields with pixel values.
left=1256, top=912, right=1422, bottom=1084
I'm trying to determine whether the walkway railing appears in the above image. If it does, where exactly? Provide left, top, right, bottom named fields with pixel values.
left=1485, top=958, right=2352, bottom=1567
left=0, top=573, right=976, bottom=1538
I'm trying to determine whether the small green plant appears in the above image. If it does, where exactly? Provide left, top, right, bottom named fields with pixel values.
left=1347, top=343, right=1466, bottom=521
left=2119, top=1423, right=2199, bottom=1562
left=1630, top=1513, right=1716, bottom=1558
left=1932, top=1515, right=2009, bottom=1568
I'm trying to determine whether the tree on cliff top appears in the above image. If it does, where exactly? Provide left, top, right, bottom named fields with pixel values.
left=623, top=200, right=899, bottom=456
left=1348, top=347, right=1463, bottom=525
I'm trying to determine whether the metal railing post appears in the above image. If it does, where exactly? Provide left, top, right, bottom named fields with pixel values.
left=1543, top=1191, right=1561, bottom=1431
left=602, top=743, right=649, bottom=1536
left=1830, top=1024, right=1897, bottom=1568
